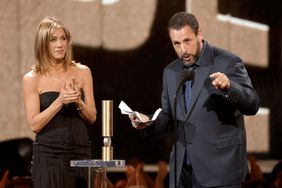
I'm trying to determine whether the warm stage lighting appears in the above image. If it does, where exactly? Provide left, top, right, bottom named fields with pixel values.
left=72, top=0, right=120, bottom=5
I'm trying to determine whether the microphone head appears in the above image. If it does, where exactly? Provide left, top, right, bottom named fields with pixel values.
left=175, top=62, right=196, bottom=95
left=181, top=66, right=194, bottom=82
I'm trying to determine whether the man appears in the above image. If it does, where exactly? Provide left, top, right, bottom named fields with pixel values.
left=129, top=12, right=260, bottom=188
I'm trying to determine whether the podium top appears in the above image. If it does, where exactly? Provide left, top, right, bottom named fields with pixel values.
left=70, top=159, right=125, bottom=168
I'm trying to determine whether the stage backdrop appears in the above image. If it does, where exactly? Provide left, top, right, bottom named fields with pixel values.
left=0, top=0, right=281, bottom=163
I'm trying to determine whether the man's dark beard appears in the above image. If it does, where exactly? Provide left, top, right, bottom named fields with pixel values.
left=182, top=41, right=201, bottom=65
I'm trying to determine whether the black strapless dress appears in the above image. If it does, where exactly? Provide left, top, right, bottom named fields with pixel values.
left=32, top=92, right=91, bottom=188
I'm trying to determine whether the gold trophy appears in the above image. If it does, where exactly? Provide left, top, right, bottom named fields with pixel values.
left=102, top=100, right=113, bottom=161
left=70, top=100, right=125, bottom=188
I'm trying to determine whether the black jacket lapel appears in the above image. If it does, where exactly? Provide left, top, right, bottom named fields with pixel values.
left=186, top=42, right=214, bottom=117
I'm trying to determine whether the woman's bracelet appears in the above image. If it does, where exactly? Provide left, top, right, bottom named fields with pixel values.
left=76, top=101, right=85, bottom=111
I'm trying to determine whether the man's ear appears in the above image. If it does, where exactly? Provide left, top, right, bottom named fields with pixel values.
left=197, top=28, right=203, bottom=42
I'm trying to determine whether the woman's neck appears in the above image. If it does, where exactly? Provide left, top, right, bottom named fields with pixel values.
left=48, top=64, right=65, bottom=76
left=50, top=59, right=64, bottom=70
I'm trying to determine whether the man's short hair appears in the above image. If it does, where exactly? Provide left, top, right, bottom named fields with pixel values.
left=167, top=12, right=199, bottom=35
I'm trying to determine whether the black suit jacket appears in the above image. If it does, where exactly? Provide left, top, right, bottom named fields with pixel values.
left=151, top=41, right=260, bottom=187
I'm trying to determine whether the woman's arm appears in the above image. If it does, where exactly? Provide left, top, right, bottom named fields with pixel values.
left=22, top=72, right=63, bottom=134
left=74, top=65, right=97, bottom=124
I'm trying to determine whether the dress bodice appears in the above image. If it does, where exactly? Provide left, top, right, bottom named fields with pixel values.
left=32, top=91, right=91, bottom=188
left=35, top=91, right=91, bottom=152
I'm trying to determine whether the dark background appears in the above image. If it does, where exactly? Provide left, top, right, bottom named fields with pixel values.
left=71, top=0, right=282, bottom=163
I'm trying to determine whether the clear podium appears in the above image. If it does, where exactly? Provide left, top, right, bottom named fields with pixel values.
left=72, top=100, right=126, bottom=187
left=70, top=159, right=125, bottom=188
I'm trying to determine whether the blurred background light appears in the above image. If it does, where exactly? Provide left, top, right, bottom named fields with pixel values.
left=72, top=0, right=120, bottom=5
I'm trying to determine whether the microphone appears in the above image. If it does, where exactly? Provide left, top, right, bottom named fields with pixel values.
left=173, top=61, right=196, bottom=188
left=175, top=64, right=195, bottom=95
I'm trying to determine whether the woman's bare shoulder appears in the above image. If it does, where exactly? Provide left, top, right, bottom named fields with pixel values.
left=23, top=70, right=38, bottom=82
left=22, top=70, right=41, bottom=92
left=72, top=62, right=91, bottom=73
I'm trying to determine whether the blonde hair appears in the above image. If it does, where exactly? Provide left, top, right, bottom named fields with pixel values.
left=33, top=16, right=73, bottom=74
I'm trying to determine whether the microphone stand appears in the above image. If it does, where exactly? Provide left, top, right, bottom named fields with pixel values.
left=173, top=92, right=179, bottom=188
left=173, top=66, right=194, bottom=188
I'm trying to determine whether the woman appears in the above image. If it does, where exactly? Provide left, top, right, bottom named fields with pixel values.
left=22, top=17, right=97, bottom=188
